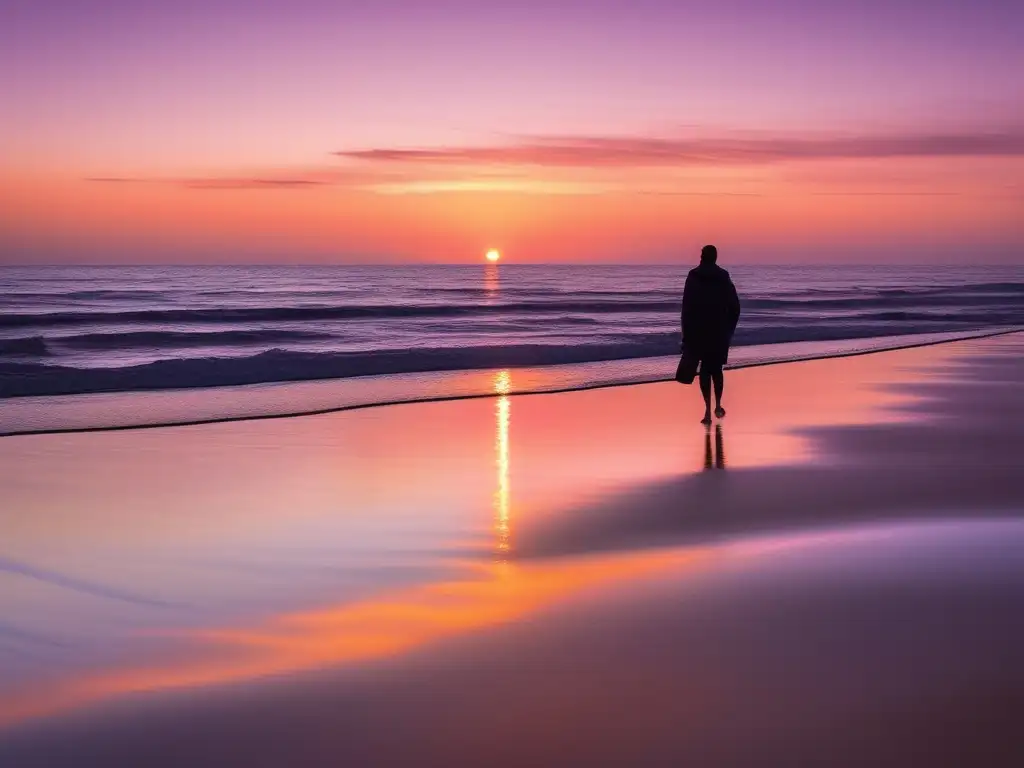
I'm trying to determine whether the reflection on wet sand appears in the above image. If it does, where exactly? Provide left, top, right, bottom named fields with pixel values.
left=486, top=267, right=510, bottom=557
left=494, top=370, right=512, bottom=556
left=703, top=425, right=726, bottom=471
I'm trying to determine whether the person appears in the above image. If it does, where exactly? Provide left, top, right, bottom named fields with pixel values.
left=681, top=244, right=741, bottom=425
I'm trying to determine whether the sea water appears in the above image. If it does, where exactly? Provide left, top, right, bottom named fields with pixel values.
left=2, top=264, right=1022, bottom=433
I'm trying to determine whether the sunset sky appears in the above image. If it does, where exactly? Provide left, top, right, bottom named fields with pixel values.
left=1, top=0, right=1022, bottom=264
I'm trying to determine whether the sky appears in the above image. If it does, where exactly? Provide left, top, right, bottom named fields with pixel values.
left=1, top=0, right=1022, bottom=264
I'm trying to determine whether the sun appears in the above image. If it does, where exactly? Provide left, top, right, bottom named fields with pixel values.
left=485, top=249, right=501, bottom=262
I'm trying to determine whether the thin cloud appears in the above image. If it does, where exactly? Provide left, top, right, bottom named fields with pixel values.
left=85, top=167, right=583, bottom=194
left=181, top=178, right=328, bottom=190
left=84, top=128, right=1024, bottom=197
left=84, top=166, right=514, bottom=191
left=86, top=176, right=329, bottom=189
left=634, top=191, right=765, bottom=197
left=808, top=191, right=961, bottom=196
left=336, top=129, right=1024, bottom=168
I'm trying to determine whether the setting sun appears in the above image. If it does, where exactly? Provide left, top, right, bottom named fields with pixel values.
left=485, top=249, right=501, bottom=263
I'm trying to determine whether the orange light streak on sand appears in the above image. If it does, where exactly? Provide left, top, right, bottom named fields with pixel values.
left=0, top=548, right=710, bottom=728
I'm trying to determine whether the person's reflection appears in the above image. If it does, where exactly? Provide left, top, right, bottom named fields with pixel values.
left=703, top=424, right=727, bottom=471
left=494, top=370, right=512, bottom=555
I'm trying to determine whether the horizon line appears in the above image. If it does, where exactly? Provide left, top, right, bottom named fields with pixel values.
left=1, top=261, right=1020, bottom=269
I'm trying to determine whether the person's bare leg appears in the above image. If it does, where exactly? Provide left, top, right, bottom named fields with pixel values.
left=699, top=369, right=713, bottom=425
left=713, top=369, right=726, bottom=419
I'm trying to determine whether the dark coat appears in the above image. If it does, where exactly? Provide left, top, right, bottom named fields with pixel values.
left=681, top=263, right=741, bottom=364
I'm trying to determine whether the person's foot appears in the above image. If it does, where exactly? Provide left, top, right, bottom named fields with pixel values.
left=715, top=406, right=726, bottom=419
left=701, top=412, right=712, bottom=426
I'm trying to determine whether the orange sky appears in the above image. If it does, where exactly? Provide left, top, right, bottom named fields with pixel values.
left=2, top=154, right=1022, bottom=263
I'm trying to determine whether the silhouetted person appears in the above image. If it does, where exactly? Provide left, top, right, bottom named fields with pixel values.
left=682, top=245, right=741, bottom=425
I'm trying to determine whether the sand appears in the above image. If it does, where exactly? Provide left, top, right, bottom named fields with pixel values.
left=1, top=333, right=1022, bottom=766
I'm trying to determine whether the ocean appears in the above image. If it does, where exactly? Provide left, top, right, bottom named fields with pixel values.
left=2, top=264, right=1022, bottom=434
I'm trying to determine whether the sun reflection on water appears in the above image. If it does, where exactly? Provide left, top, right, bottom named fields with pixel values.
left=484, top=263, right=500, bottom=300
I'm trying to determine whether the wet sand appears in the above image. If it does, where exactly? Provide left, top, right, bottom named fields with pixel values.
left=1, top=333, right=1023, bottom=765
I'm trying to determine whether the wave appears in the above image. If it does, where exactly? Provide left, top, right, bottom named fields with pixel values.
left=0, top=301, right=683, bottom=328
left=1, top=343, right=667, bottom=397
left=742, top=296, right=1024, bottom=312
left=2, top=290, right=172, bottom=301
left=5, top=312, right=999, bottom=362
left=0, top=336, right=49, bottom=356
left=3, top=324, right=1018, bottom=398
left=833, top=310, right=1024, bottom=324
left=48, top=328, right=337, bottom=351
left=877, top=282, right=1024, bottom=296
left=3, top=280, right=1022, bottom=330
left=739, top=310, right=1024, bottom=325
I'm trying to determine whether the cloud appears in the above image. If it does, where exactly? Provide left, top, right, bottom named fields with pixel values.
left=181, top=178, right=328, bottom=189
left=336, top=129, right=1024, bottom=168
left=86, top=176, right=329, bottom=189
left=84, top=167, right=602, bottom=194
left=84, top=127, right=1024, bottom=197
left=808, top=191, right=961, bottom=196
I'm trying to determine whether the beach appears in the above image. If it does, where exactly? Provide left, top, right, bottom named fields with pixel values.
left=1, top=332, right=1023, bottom=766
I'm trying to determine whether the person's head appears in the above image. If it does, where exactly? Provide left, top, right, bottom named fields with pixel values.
left=700, top=244, right=718, bottom=265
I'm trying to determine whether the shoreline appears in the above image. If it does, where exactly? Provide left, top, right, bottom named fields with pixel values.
left=2, top=326, right=1020, bottom=438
